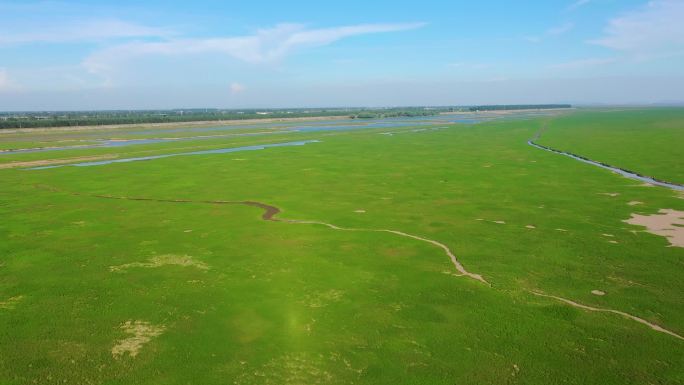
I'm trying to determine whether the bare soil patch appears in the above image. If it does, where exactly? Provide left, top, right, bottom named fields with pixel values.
left=111, top=320, right=165, bottom=359
left=624, top=209, right=684, bottom=248
left=0, top=154, right=117, bottom=169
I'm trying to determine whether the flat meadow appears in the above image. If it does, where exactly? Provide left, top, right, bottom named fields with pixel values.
left=0, top=109, right=682, bottom=384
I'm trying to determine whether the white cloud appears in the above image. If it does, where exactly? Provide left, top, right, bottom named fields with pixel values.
left=0, top=68, right=8, bottom=89
left=447, top=62, right=492, bottom=70
left=230, top=82, right=246, bottom=94
left=0, top=19, right=172, bottom=45
left=82, top=22, right=426, bottom=76
left=567, top=0, right=591, bottom=11
left=0, top=68, right=18, bottom=91
left=547, top=22, right=574, bottom=36
left=525, top=22, right=574, bottom=43
left=549, top=57, right=616, bottom=70
left=591, top=0, right=684, bottom=55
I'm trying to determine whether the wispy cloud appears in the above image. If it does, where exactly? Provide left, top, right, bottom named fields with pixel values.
left=566, top=0, right=591, bottom=11
left=0, top=19, right=172, bottom=45
left=590, top=0, right=684, bottom=56
left=549, top=57, right=615, bottom=70
left=447, top=62, right=490, bottom=68
left=0, top=68, right=20, bottom=91
left=547, top=22, right=574, bottom=36
left=230, top=82, right=246, bottom=94
left=0, top=68, right=9, bottom=90
left=525, top=22, right=574, bottom=43
left=82, top=22, right=426, bottom=76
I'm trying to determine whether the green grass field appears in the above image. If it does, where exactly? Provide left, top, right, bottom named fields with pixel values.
left=1, top=110, right=683, bottom=384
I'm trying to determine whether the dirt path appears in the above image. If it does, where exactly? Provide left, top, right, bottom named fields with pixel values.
left=530, top=291, right=684, bottom=340
left=35, top=184, right=684, bottom=341
left=276, top=219, right=488, bottom=284
left=35, top=185, right=488, bottom=285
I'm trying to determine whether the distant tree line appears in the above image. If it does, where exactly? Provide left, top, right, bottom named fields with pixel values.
left=349, top=108, right=444, bottom=119
left=0, top=105, right=572, bottom=129
left=0, top=109, right=349, bottom=129
left=467, top=104, right=571, bottom=112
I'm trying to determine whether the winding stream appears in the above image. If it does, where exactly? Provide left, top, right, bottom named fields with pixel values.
left=27, top=140, right=320, bottom=169
left=528, top=130, right=684, bottom=191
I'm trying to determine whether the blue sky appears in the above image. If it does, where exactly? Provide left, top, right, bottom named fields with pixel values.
left=0, top=0, right=683, bottom=110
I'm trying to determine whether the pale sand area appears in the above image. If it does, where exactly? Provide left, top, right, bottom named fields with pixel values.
left=624, top=209, right=684, bottom=248
left=0, top=154, right=118, bottom=169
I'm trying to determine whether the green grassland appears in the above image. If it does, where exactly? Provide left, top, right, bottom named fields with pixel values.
left=537, top=108, right=684, bottom=184
left=1, top=111, right=683, bottom=384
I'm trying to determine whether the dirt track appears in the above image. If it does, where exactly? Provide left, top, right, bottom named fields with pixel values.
left=34, top=184, right=684, bottom=341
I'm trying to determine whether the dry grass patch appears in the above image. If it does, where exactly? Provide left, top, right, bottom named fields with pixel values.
left=110, top=254, right=209, bottom=272
left=301, top=290, right=344, bottom=308
left=0, top=295, right=23, bottom=310
left=111, top=320, right=165, bottom=359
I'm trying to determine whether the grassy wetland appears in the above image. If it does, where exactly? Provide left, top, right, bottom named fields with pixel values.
left=1, top=109, right=683, bottom=384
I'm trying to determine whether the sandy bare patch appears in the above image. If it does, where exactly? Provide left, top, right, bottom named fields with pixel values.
left=525, top=225, right=536, bottom=229
left=608, top=240, right=619, bottom=244
left=111, top=320, right=165, bottom=359
left=628, top=201, right=643, bottom=206
left=110, top=254, right=209, bottom=272
left=0, top=154, right=118, bottom=169
left=598, top=193, right=620, bottom=197
left=354, top=210, right=366, bottom=213
left=602, top=234, right=614, bottom=237
left=493, top=220, right=506, bottom=225
left=0, top=295, right=23, bottom=309
left=555, top=228, right=568, bottom=232
left=624, top=209, right=684, bottom=248
left=591, top=290, right=606, bottom=296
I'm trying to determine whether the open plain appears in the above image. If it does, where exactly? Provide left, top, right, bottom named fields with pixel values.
left=1, top=109, right=683, bottom=384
